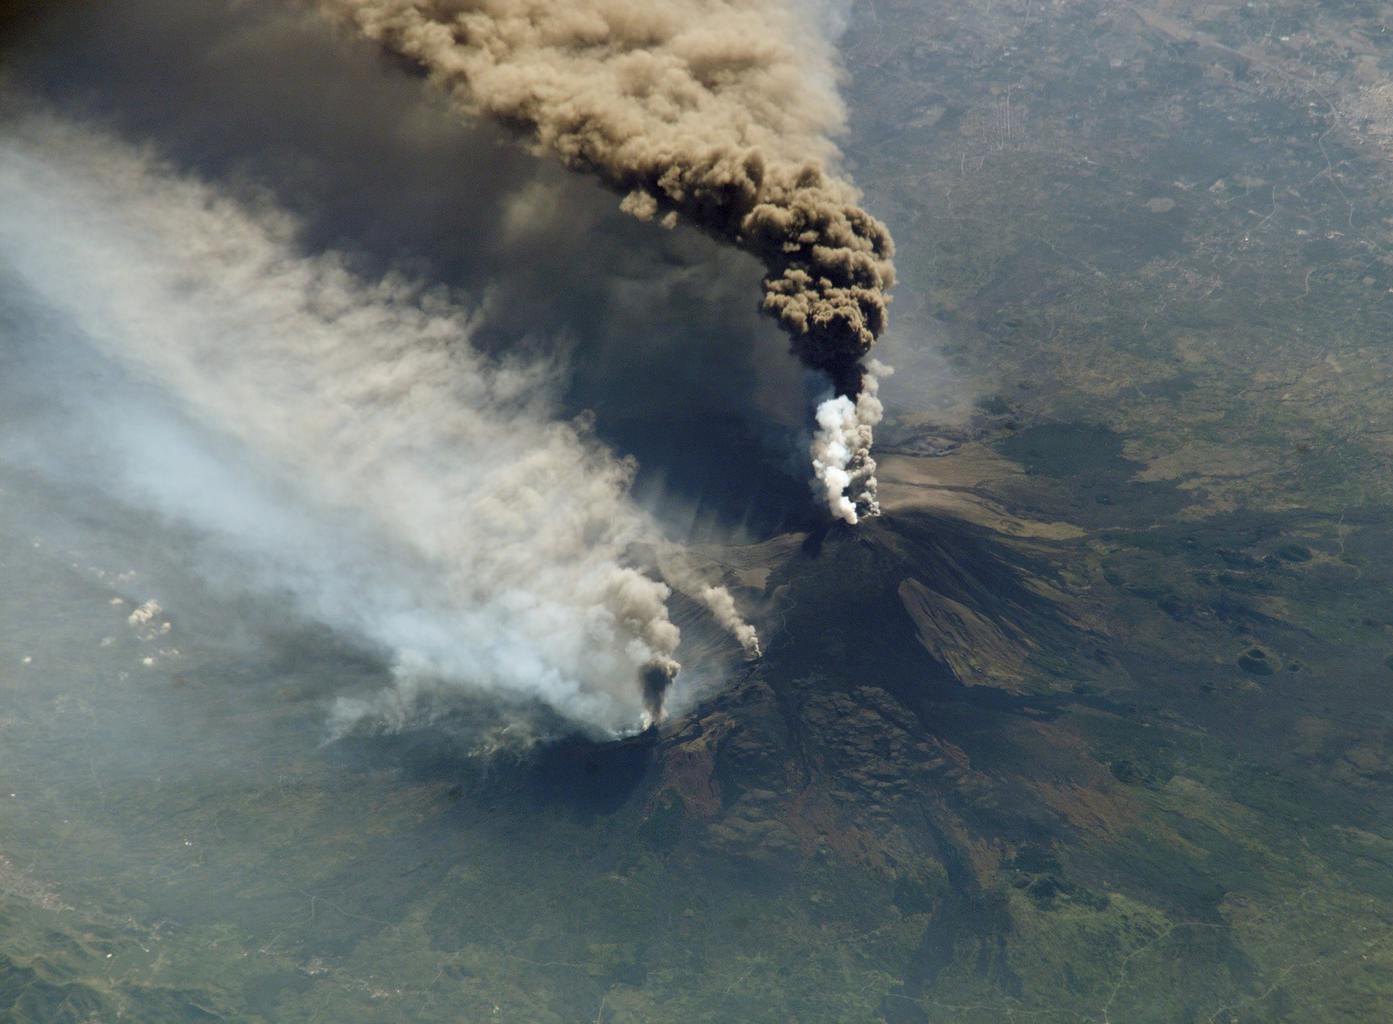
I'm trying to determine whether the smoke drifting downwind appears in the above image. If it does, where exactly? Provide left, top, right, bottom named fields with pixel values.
left=696, top=585, right=762, bottom=659
left=0, top=113, right=757, bottom=734
left=317, top=0, right=896, bottom=522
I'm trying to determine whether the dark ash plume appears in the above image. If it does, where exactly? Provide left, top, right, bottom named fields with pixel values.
left=640, top=658, right=679, bottom=726
left=318, top=0, right=896, bottom=521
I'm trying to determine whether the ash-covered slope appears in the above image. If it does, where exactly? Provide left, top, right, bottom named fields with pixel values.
left=378, top=499, right=1113, bottom=863
left=646, top=509, right=1119, bottom=875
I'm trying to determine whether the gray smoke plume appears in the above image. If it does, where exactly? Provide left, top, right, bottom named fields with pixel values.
left=0, top=111, right=759, bottom=734
left=316, top=0, right=896, bottom=521
left=697, top=585, right=762, bottom=659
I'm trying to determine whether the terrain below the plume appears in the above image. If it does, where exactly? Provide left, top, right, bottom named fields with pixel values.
left=3, top=1, right=1393, bottom=1022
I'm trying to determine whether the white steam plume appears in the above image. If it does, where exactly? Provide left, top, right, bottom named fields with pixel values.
left=316, top=0, right=897, bottom=523
left=0, top=113, right=754, bottom=735
left=811, top=359, right=891, bottom=525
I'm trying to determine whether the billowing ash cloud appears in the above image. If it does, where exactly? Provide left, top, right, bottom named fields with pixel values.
left=0, top=112, right=757, bottom=735
left=317, top=0, right=896, bottom=521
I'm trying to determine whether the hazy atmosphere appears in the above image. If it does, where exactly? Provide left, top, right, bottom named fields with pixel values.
left=3, top=1, right=1393, bottom=1021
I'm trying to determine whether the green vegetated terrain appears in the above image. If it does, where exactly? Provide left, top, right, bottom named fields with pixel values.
left=3, top=0, right=1393, bottom=1021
